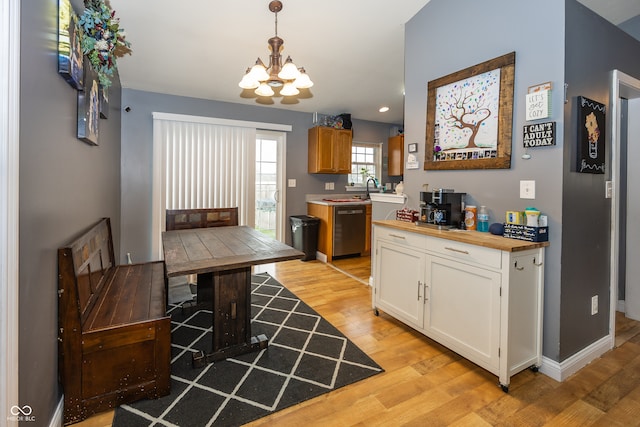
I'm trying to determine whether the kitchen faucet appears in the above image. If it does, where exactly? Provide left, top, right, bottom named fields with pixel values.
left=365, top=177, right=378, bottom=199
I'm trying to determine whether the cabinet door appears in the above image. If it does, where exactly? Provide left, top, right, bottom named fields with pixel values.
left=334, top=129, right=352, bottom=173
left=425, top=255, right=501, bottom=372
left=308, top=126, right=335, bottom=173
left=374, top=239, right=426, bottom=329
left=388, top=135, right=404, bottom=176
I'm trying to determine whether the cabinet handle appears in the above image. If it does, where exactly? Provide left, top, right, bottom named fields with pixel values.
left=533, top=257, right=543, bottom=267
left=444, top=247, right=469, bottom=255
left=389, top=234, right=406, bottom=240
left=423, top=283, right=429, bottom=305
left=514, top=261, right=524, bottom=271
left=417, top=281, right=422, bottom=301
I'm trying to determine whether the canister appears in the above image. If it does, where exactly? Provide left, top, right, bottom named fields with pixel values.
left=464, top=205, right=477, bottom=230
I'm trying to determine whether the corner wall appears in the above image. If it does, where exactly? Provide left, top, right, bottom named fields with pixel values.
left=561, top=0, right=640, bottom=360
left=20, top=0, right=122, bottom=422
left=404, top=0, right=565, bottom=360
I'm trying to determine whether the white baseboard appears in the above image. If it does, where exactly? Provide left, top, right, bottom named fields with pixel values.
left=315, top=251, right=327, bottom=263
left=617, top=299, right=625, bottom=313
left=49, top=397, right=63, bottom=427
left=539, top=335, right=612, bottom=382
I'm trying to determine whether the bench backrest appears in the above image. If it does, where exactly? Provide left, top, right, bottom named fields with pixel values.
left=166, top=207, right=239, bottom=230
left=58, top=218, right=116, bottom=326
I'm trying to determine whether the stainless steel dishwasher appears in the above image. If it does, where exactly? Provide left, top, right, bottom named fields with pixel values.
left=333, top=205, right=366, bottom=257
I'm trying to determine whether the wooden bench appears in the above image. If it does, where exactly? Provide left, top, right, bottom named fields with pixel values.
left=57, top=218, right=171, bottom=425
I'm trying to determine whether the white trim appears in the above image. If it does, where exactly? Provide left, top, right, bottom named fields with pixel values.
left=538, top=335, right=611, bottom=382
left=49, top=398, right=64, bottom=427
left=609, top=70, right=640, bottom=350
left=0, top=0, right=20, bottom=422
left=151, top=112, right=292, bottom=132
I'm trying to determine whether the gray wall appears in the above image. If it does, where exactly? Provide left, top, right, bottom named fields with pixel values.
left=620, top=15, right=640, bottom=40
left=120, top=89, right=399, bottom=263
left=20, top=0, right=123, bottom=423
left=404, top=0, right=565, bottom=360
left=561, top=0, right=640, bottom=360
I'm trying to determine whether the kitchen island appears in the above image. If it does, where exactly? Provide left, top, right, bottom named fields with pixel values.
left=372, top=220, right=549, bottom=392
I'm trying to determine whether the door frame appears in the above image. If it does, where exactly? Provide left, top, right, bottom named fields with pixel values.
left=609, top=70, right=640, bottom=346
left=1, top=0, right=20, bottom=419
left=256, top=130, right=287, bottom=242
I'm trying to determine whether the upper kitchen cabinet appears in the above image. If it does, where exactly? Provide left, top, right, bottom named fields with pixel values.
left=388, top=135, right=404, bottom=176
left=308, top=126, right=352, bottom=174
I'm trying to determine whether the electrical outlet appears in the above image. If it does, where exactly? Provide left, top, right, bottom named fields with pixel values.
left=520, top=180, right=536, bottom=199
left=591, top=295, right=598, bottom=315
left=325, top=182, right=334, bottom=190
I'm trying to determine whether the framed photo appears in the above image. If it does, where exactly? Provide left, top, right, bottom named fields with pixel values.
left=77, top=59, right=100, bottom=145
left=57, top=0, right=83, bottom=90
left=424, top=52, right=516, bottom=170
left=576, top=96, right=605, bottom=174
left=408, top=143, right=418, bottom=153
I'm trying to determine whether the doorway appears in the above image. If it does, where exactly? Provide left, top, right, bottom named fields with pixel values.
left=610, top=70, right=640, bottom=346
left=255, top=131, right=286, bottom=241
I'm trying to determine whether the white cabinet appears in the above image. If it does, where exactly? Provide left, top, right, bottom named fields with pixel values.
left=374, top=238, right=426, bottom=329
left=372, top=223, right=545, bottom=391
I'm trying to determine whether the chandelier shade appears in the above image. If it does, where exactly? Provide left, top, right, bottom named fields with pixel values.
left=238, top=1, right=313, bottom=98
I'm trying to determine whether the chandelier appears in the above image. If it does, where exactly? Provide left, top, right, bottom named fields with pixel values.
left=238, top=1, right=313, bottom=98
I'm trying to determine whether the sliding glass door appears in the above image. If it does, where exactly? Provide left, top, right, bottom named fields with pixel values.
left=255, top=131, right=286, bottom=241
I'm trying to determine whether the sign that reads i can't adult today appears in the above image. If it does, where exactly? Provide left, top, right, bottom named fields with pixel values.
left=523, top=121, right=556, bottom=147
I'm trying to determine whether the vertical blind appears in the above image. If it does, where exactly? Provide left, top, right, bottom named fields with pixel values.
left=151, top=113, right=291, bottom=260
left=160, top=120, right=256, bottom=223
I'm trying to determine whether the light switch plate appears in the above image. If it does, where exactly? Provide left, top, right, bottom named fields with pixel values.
left=605, top=181, right=612, bottom=199
left=325, top=182, right=335, bottom=190
left=520, top=180, right=535, bottom=199
left=288, top=179, right=296, bottom=188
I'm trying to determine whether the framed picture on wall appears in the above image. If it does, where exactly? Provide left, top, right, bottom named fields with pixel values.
left=576, top=96, right=605, bottom=174
left=424, top=52, right=515, bottom=170
left=77, top=59, right=100, bottom=145
left=57, top=0, right=84, bottom=90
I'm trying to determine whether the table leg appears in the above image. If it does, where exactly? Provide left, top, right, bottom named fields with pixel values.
left=192, top=266, right=269, bottom=367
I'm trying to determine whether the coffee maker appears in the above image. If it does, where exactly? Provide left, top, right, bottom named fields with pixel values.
left=418, top=189, right=466, bottom=228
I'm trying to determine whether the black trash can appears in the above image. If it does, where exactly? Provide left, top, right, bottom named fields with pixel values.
left=289, top=215, right=320, bottom=261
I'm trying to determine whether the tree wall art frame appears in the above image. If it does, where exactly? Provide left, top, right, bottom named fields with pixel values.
left=424, top=52, right=515, bottom=170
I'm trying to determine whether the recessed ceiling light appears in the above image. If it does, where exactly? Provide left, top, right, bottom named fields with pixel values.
left=379, top=106, right=390, bottom=113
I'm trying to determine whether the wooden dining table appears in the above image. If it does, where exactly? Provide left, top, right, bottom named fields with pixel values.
left=162, top=225, right=304, bottom=366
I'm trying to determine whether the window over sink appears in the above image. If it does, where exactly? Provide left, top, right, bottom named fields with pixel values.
left=350, top=141, right=382, bottom=185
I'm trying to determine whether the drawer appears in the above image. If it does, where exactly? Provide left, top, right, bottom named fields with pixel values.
left=374, top=225, right=426, bottom=250
left=426, top=237, right=502, bottom=269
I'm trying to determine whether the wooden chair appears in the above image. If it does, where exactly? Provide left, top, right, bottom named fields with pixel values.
left=166, top=207, right=239, bottom=230
left=165, top=207, right=239, bottom=305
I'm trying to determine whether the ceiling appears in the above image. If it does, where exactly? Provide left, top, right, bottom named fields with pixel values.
left=108, top=0, right=640, bottom=125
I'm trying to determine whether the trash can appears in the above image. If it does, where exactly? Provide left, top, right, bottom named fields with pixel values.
left=289, top=215, right=320, bottom=261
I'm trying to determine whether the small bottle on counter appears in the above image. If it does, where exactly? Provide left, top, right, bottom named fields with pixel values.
left=464, top=205, right=477, bottom=230
left=477, top=206, right=489, bottom=232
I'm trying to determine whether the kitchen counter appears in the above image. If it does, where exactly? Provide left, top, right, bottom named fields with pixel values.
left=373, top=219, right=549, bottom=252
left=308, top=198, right=371, bottom=207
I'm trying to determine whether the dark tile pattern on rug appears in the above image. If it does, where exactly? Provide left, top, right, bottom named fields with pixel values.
left=113, top=273, right=383, bottom=427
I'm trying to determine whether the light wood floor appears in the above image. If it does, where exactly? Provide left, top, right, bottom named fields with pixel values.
left=76, top=256, right=640, bottom=427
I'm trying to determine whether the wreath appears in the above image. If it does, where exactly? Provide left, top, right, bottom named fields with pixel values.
left=78, top=0, right=131, bottom=87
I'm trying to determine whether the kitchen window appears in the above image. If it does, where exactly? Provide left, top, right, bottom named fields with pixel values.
left=350, top=141, right=382, bottom=185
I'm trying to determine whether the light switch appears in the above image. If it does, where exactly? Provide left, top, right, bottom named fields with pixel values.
left=520, top=180, right=535, bottom=199
left=288, top=179, right=296, bottom=188
left=325, top=182, right=335, bottom=190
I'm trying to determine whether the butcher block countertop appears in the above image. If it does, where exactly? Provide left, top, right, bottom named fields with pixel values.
left=373, top=220, right=549, bottom=252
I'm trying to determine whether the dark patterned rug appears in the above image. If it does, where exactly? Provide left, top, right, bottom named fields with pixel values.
left=113, top=272, right=383, bottom=426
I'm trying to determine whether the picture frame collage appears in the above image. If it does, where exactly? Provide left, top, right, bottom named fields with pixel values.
left=58, top=0, right=107, bottom=146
